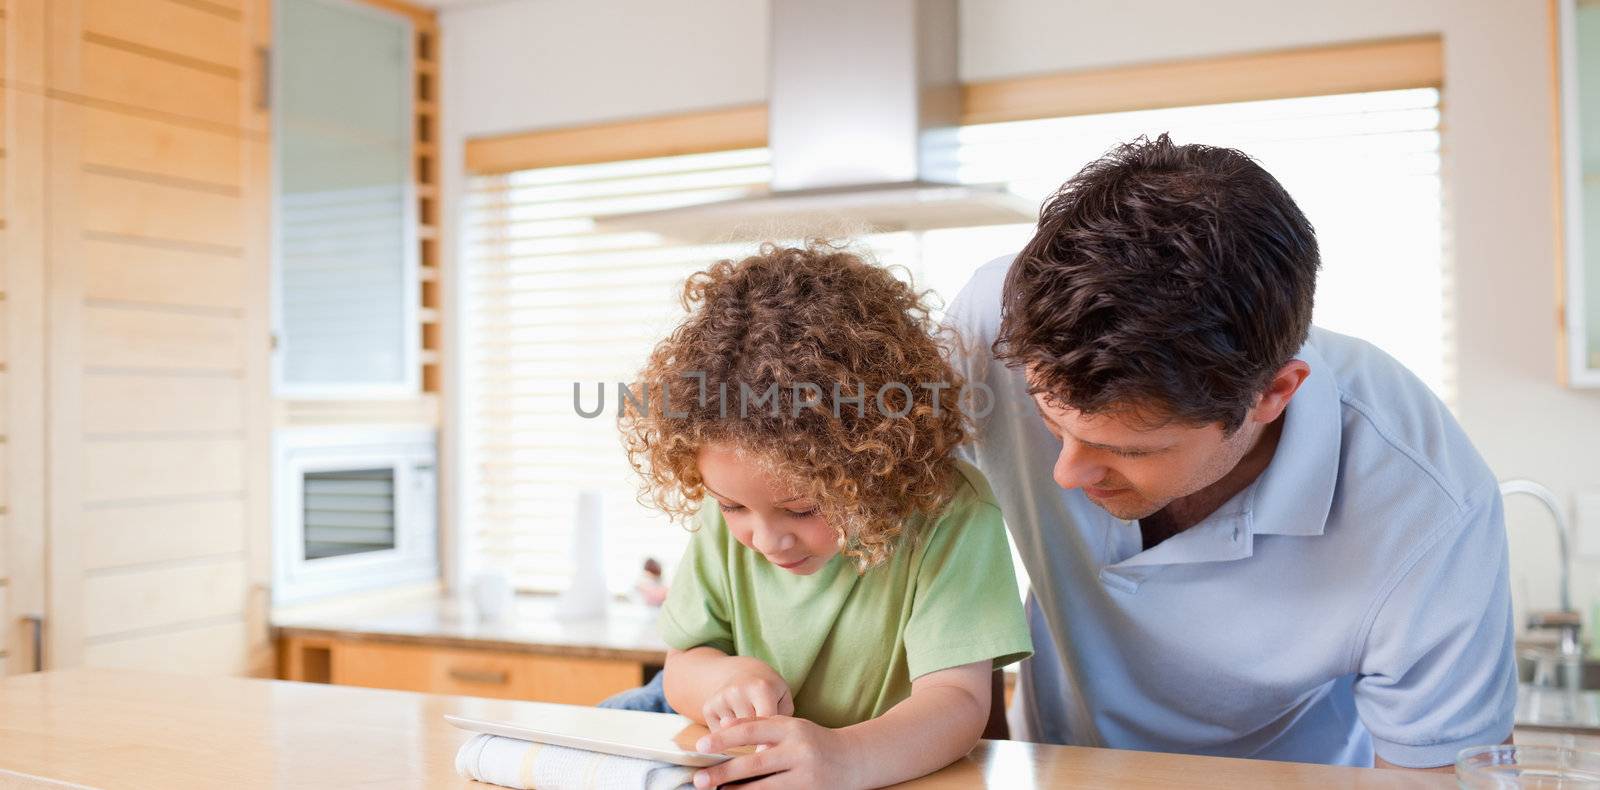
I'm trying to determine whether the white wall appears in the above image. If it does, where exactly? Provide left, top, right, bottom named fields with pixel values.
left=442, top=0, right=1600, bottom=629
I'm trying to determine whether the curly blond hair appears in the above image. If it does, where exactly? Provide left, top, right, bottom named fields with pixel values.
left=618, top=242, right=968, bottom=570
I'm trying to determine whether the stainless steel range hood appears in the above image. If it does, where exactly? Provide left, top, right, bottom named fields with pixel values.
left=596, top=0, right=1036, bottom=243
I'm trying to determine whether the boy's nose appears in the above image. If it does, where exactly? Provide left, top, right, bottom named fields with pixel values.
left=753, top=525, right=796, bottom=555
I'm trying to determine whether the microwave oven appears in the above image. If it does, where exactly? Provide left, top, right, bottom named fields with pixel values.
left=272, top=426, right=438, bottom=604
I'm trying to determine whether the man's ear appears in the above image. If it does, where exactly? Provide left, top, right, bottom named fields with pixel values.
left=1249, top=360, right=1311, bottom=425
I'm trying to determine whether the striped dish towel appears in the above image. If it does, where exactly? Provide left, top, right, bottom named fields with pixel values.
left=455, top=733, right=695, bottom=790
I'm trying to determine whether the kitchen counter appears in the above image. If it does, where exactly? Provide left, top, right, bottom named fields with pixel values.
left=272, top=589, right=669, bottom=664
left=0, top=669, right=1451, bottom=789
left=1517, top=683, right=1600, bottom=734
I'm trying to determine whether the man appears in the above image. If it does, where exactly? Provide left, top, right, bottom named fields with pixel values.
left=945, top=135, right=1516, bottom=769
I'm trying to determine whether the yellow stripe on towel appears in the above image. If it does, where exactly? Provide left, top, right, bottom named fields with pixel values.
left=518, top=741, right=545, bottom=789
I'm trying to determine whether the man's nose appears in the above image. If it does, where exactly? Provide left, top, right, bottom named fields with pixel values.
left=1052, top=438, right=1106, bottom=491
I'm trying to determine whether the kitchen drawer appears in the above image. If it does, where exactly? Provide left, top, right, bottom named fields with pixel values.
left=328, top=640, right=645, bottom=705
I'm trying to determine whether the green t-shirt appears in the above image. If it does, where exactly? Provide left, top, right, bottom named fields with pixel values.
left=658, top=460, right=1033, bottom=729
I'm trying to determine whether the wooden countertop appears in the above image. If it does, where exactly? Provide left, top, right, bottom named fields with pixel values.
left=0, top=669, right=1452, bottom=789
left=272, top=589, right=669, bottom=663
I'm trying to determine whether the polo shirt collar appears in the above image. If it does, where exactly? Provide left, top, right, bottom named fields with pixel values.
left=1108, top=334, right=1342, bottom=572
left=1246, top=334, right=1342, bottom=538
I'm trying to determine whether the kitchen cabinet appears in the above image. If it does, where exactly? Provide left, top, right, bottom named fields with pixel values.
left=1, top=0, right=273, bottom=676
left=1557, top=0, right=1600, bottom=385
left=274, top=0, right=420, bottom=397
left=274, top=591, right=666, bottom=705
left=280, top=635, right=648, bottom=705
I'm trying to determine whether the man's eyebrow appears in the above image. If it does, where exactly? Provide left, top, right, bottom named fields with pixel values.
left=1030, top=398, right=1169, bottom=454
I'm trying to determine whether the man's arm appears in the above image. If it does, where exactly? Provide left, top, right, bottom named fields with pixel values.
left=1354, top=489, right=1517, bottom=769
left=1374, top=734, right=1513, bottom=772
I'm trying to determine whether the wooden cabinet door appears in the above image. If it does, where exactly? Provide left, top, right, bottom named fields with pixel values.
left=0, top=0, right=49, bottom=676
left=329, top=640, right=647, bottom=705
left=20, top=0, right=273, bottom=674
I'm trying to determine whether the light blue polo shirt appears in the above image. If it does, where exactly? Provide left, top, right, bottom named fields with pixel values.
left=946, top=254, right=1517, bottom=768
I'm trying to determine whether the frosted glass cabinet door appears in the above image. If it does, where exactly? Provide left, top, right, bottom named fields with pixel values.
left=275, top=0, right=418, bottom=396
left=1559, top=0, right=1600, bottom=386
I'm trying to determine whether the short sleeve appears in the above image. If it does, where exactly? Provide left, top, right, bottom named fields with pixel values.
left=941, top=255, right=1013, bottom=444
left=1353, top=490, right=1517, bottom=767
left=903, top=476, right=1034, bottom=680
left=658, top=504, right=737, bottom=655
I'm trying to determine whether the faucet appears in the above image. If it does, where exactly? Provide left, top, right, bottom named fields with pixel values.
left=1500, top=479, right=1582, bottom=691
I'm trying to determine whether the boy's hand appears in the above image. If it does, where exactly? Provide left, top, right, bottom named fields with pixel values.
left=702, top=674, right=793, bottom=731
left=692, top=716, right=857, bottom=789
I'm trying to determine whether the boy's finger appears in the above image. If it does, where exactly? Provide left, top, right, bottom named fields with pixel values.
left=703, top=701, right=728, bottom=731
left=692, top=748, right=782, bottom=789
left=695, top=717, right=786, bottom=753
left=729, top=698, right=756, bottom=721
left=751, top=689, right=780, bottom=718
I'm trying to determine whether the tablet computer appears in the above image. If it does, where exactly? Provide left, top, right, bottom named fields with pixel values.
left=445, top=708, right=734, bottom=768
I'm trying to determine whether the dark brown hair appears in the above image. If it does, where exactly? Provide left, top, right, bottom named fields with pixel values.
left=618, top=242, right=968, bottom=570
left=996, top=134, right=1319, bottom=432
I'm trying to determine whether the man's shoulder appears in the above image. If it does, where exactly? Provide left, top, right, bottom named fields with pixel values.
left=945, top=253, right=1018, bottom=333
left=1311, top=327, right=1498, bottom=518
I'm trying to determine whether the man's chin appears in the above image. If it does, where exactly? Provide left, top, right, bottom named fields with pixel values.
left=1085, top=490, right=1158, bottom=521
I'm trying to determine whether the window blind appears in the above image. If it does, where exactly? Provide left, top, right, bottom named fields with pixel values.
left=461, top=88, right=1445, bottom=593
left=462, top=150, right=774, bottom=592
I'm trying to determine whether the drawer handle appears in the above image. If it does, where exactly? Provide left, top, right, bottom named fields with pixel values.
left=448, top=667, right=510, bottom=685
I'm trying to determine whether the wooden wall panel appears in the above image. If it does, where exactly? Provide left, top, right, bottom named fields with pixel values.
left=82, top=238, right=245, bottom=309
left=83, top=0, right=243, bottom=72
left=81, top=107, right=242, bottom=189
left=84, top=438, right=245, bottom=503
left=83, top=618, right=247, bottom=673
left=83, top=497, right=245, bottom=571
left=83, top=374, right=244, bottom=434
left=81, top=172, right=244, bottom=249
left=83, top=307, right=244, bottom=371
left=79, top=41, right=241, bottom=128
left=82, top=558, right=245, bottom=638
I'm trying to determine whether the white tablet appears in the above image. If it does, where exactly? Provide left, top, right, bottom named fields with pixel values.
left=445, top=708, right=734, bottom=768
